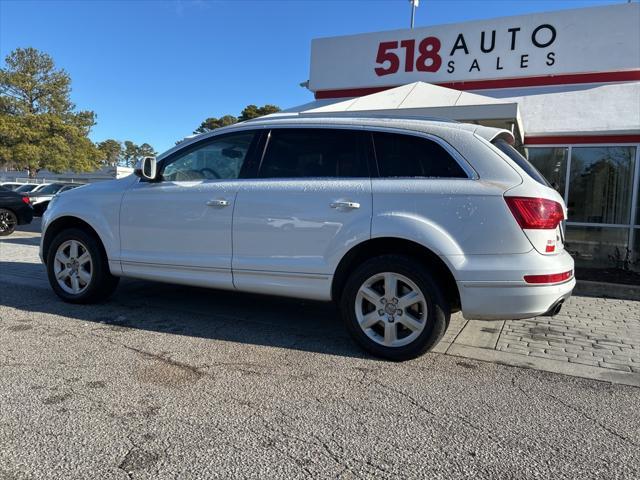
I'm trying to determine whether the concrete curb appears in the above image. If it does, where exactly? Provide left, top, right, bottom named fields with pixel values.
left=575, top=280, right=640, bottom=301
left=444, top=344, right=640, bottom=388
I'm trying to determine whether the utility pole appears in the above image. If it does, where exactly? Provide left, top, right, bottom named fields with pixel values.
left=410, top=0, right=419, bottom=29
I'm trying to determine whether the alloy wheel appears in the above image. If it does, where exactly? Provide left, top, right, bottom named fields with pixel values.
left=0, top=209, right=17, bottom=234
left=355, top=272, right=428, bottom=348
left=53, top=239, right=93, bottom=295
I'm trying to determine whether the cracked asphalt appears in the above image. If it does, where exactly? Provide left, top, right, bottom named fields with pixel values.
left=1, top=226, right=640, bottom=479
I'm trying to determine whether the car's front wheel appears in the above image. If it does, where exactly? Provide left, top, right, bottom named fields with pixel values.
left=0, top=208, right=17, bottom=236
left=341, top=254, right=450, bottom=361
left=46, top=228, right=119, bottom=303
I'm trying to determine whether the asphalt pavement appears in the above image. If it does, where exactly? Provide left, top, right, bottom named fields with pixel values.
left=1, top=221, right=639, bottom=479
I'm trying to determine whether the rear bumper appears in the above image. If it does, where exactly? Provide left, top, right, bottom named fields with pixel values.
left=457, top=278, right=575, bottom=320
left=447, top=249, right=576, bottom=320
left=17, top=205, right=33, bottom=225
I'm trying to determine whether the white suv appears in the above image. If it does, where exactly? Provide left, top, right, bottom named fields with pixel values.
left=41, top=117, right=574, bottom=360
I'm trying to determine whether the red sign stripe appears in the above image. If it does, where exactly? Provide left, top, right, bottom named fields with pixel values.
left=313, top=70, right=640, bottom=99
left=525, top=135, right=640, bottom=145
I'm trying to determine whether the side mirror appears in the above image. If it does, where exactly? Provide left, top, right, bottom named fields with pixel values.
left=134, top=156, right=157, bottom=181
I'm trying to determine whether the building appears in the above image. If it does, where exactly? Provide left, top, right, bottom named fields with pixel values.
left=0, top=165, right=134, bottom=184
left=289, top=2, right=640, bottom=274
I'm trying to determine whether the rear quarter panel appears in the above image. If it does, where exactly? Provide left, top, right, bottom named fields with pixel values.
left=371, top=179, right=533, bottom=257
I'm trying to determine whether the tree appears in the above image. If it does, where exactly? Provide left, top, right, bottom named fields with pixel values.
left=238, top=104, right=280, bottom=121
left=120, top=140, right=157, bottom=167
left=194, top=115, right=237, bottom=134
left=96, top=139, right=156, bottom=167
left=97, top=139, right=122, bottom=167
left=0, top=47, right=100, bottom=177
left=190, top=104, right=281, bottom=139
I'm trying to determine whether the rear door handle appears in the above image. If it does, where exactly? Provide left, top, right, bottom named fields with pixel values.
left=206, top=199, right=230, bottom=207
left=330, top=201, right=360, bottom=209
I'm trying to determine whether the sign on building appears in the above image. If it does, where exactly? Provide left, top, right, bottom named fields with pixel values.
left=309, top=3, right=640, bottom=96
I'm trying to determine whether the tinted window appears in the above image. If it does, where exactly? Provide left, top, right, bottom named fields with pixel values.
left=525, top=147, right=569, bottom=195
left=36, top=184, right=65, bottom=195
left=493, top=139, right=549, bottom=186
left=15, top=184, right=37, bottom=193
left=259, top=129, right=368, bottom=178
left=373, top=132, right=467, bottom=178
left=162, top=132, right=255, bottom=181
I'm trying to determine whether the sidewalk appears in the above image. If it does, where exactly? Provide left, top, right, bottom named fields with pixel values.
left=434, top=298, right=640, bottom=387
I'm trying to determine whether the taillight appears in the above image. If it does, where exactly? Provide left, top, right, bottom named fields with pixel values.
left=505, top=196, right=564, bottom=230
left=21, top=196, right=30, bottom=205
left=524, top=270, right=573, bottom=284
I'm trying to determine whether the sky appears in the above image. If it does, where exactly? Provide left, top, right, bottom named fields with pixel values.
left=0, top=0, right=631, bottom=153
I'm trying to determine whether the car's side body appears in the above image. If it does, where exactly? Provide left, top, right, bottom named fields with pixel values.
left=41, top=117, right=575, bottom=321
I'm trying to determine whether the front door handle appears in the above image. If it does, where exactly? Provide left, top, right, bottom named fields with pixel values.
left=206, top=199, right=230, bottom=207
left=330, top=201, right=360, bottom=210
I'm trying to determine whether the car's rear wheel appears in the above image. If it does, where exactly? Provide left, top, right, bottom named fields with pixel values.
left=46, top=228, right=119, bottom=303
left=341, top=254, right=449, bottom=361
left=0, top=208, right=17, bottom=236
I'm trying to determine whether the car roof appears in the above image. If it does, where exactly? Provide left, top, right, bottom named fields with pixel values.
left=162, top=116, right=514, bottom=160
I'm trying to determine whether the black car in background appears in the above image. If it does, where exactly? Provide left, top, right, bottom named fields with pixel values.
left=0, top=186, right=33, bottom=236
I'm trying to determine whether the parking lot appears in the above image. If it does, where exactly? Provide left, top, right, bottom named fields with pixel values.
left=1, top=222, right=640, bottom=479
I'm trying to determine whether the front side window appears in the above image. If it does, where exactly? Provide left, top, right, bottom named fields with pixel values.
left=162, top=132, right=255, bottom=181
left=373, top=132, right=467, bottom=178
left=259, top=129, right=368, bottom=178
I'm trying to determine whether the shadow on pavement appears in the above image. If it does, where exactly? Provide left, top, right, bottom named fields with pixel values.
left=0, top=236, right=41, bottom=247
left=0, top=265, right=375, bottom=361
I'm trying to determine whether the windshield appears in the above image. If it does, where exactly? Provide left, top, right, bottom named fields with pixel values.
left=16, top=184, right=37, bottom=192
left=492, top=139, right=550, bottom=187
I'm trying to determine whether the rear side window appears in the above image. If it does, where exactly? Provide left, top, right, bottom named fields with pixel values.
left=259, top=129, right=369, bottom=178
left=372, top=132, right=467, bottom=178
left=492, top=139, right=550, bottom=187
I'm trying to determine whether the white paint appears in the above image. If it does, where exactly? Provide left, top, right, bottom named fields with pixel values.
left=42, top=117, right=574, bottom=319
left=309, top=3, right=640, bottom=92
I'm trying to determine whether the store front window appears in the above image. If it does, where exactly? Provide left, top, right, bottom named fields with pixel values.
left=567, top=146, right=636, bottom=224
left=526, top=145, right=639, bottom=273
left=564, top=226, right=629, bottom=269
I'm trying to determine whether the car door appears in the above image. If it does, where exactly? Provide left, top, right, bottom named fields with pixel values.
left=232, top=127, right=373, bottom=300
left=120, top=130, right=259, bottom=289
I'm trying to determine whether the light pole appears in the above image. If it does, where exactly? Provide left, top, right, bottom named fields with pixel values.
left=410, top=0, right=419, bottom=29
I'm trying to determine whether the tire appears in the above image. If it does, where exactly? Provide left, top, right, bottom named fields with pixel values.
left=341, top=254, right=450, bottom=361
left=0, top=208, right=17, bottom=236
left=46, top=228, right=119, bottom=303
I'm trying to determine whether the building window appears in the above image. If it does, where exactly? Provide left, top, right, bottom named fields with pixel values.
left=565, top=225, right=629, bottom=269
left=525, top=147, right=568, bottom=195
left=567, top=146, right=636, bottom=224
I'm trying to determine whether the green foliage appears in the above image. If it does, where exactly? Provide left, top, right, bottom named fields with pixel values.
left=97, top=139, right=122, bottom=166
left=194, top=115, right=237, bottom=134
left=238, top=104, right=281, bottom=122
left=0, top=47, right=100, bottom=176
left=96, top=139, right=157, bottom=167
left=0, top=113, right=99, bottom=175
left=192, top=104, right=281, bottom=136
left=122, top=140, right=157, bottom=167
